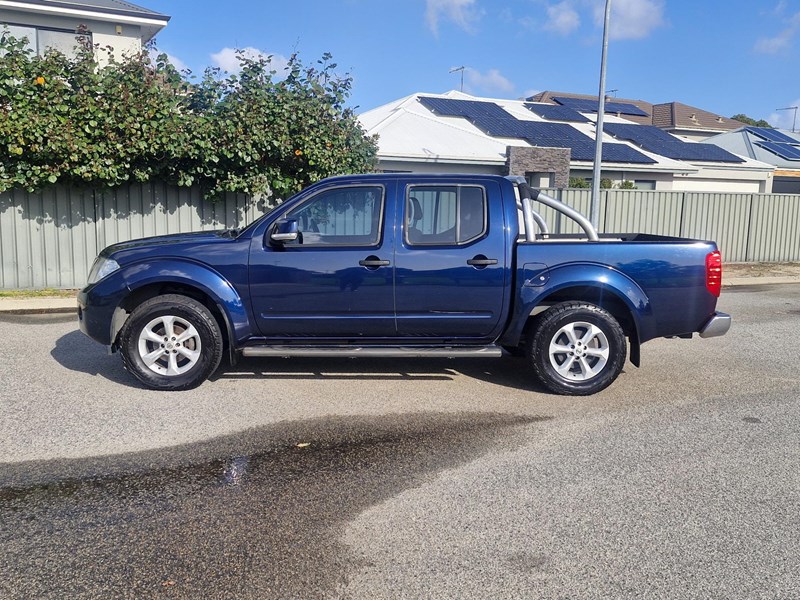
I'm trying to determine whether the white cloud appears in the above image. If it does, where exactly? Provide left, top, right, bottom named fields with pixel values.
left=210, top=47, right=290, bottom=74
left=593, top=0, right=666, bottom=40
left=545, top=2, right=581, bottom=35
left=464, top=67, right=515, bottom=95
left=425, top=0, right=481, bottom=35
left=767, top=99, right=800, bottom=130
left=755, top=10, right=800, bottom=54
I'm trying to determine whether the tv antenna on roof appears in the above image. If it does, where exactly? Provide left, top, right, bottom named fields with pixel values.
left=449, top=66, right=465, bottom=92
left=776, top=106, right=798, bottom=133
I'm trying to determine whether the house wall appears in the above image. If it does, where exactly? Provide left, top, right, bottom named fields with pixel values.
left=1, top=8, right=144, bottom=64
left=568, top=169, right=676, bottom=190
left=378, top=160, right=505, bottom=175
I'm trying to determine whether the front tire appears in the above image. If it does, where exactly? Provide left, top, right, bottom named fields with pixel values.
left=528, top=302, right=626, bottom=396
left=119, top=294, right=223, bottom=391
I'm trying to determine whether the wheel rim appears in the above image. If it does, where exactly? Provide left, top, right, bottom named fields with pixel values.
left=137, top=315, right=202, bottom=377
left=548, top=321, right=610, bottom=382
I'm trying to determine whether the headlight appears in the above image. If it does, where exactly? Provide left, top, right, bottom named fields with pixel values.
left=87, top=256, right=121, bottom=284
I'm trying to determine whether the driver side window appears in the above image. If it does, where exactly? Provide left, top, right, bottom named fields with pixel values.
left=283, top=186, right=384, bottom=246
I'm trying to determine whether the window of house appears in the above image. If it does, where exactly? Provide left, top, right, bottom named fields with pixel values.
left=406, top=185, right=487, bottom=245
left=281, top=185, right=384, bottom=247
left=1, top=24, right=91, bottom=58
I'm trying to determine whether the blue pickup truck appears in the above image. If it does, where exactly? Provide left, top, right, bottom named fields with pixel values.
left=78, top=174, right=730, bottom=395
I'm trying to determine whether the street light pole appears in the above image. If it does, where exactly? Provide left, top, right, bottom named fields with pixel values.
left=590, top=0, right=612, bottom=230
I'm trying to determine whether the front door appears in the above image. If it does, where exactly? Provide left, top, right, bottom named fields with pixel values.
left=394, top=180, right=507, bottom=340
left=248, top=183, right=396, bottom=339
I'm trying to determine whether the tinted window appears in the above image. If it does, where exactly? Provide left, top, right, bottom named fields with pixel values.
left=406, top=185, right=486, bottom=245
left=283, top=186, right=383, bottom=246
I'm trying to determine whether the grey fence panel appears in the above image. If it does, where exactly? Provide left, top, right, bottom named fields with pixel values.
left=1, top=188, right=28, bottom=288
left=681, top=193, right=753, bottom=262
left=1, top=183, right=268, bottom=289
left=539, top=189, right=595, bottom=234
left=602, top=190, right=684, bottom=236
left=746, top=194, right=800, bottom=262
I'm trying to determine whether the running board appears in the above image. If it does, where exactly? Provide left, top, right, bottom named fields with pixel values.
left=242, top=345, right=504, bottom=358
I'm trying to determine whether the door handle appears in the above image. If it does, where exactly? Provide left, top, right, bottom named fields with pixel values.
left=467, top=255, right=498, bottom=267
left=359, top=256, right=390, bottom=268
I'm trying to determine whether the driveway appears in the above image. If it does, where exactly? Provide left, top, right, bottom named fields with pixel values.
left=0, top=284, right=798, bottom=599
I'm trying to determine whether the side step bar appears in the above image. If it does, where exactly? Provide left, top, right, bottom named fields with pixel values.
left=242, top=345, right=504, bottom=358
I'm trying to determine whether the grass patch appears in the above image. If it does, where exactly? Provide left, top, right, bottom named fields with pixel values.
left=0, top=288, right=78, bottom=298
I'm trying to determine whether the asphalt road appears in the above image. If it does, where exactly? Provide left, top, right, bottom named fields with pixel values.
left=1, top=284, right=798, bottom=599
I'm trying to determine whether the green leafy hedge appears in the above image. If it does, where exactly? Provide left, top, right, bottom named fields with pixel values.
left=0, top=34, right=378, bottom=200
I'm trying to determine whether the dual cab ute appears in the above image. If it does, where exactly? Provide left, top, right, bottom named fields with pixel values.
left=78, top=174, right=730, bottom=395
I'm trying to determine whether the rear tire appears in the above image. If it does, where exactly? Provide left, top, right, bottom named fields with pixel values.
left=528, top=302, right=626, bottom=396
left=119, top=294, right=223, bottom=391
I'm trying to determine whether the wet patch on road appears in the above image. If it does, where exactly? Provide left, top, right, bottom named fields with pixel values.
left=0, top=412, right=549, bottom=599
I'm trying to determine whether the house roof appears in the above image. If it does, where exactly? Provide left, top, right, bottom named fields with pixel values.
left=652, top=102, right=744, bottom=133
left=529, top=91, right=654, bottom=125
left=530, top=91, right=746, bottom=134
left=704, top=127, right=800, bottom=170
left=0, top=0, right=169, bottom=40
left=1, top=0, right=168, bottom=18
left=360, top=91, right=772, bottom=174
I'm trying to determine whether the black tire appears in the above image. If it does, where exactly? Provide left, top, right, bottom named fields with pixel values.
left=528, top=302, right=626, bottom=396
left=119, top=294, right=223, bottom=391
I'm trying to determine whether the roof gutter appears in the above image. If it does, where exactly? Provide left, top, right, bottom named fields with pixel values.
left=0, top=0, right=170, bottom=28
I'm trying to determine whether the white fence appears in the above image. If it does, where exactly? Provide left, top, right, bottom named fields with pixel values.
left=1, top=183, right=799, bottom=289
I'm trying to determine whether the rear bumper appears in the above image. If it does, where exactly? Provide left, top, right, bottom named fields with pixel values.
left=699, top=312, right=731, bottom=338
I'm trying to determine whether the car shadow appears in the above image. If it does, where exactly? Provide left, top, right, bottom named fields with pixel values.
left=50, top=330, right=144, bottom=387
left=52, top=328, right=548, bottom=393
left=213, top=354, right=548, bottom=393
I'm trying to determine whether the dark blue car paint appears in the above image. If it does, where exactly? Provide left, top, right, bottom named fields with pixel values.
left=78, top=173, right=723, bottom=363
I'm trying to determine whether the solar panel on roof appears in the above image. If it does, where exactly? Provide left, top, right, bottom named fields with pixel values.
left=552, top=96, right=649, bottom=117
left=604, top=123, right=743, bottom=163
left=523, top=103, right=590, bottom=123
left=468, top=116, right=527, bottom=137
left=755, top=141, right=800, bottom=160
left=417, top=97, right=512, bottom=120
left=600, top=143, right=657, bottom=164
left=417, top=99, right=659, bottom=164
left=746, top=127, right=800, bottom=144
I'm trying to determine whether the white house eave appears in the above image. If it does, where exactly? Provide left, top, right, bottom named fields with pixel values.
left=379, top=153, right=507, bottom=166
left=0, top=1, right=170, bottom=28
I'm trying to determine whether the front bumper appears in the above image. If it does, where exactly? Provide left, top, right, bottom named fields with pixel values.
left=699, top=311, right=731, bottom=338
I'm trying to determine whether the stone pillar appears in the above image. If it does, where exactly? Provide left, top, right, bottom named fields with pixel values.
left=505, top=146, right=571, bottom=188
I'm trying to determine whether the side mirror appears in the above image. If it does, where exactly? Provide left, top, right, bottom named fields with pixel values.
left=270, top=219, right=299, bottom=244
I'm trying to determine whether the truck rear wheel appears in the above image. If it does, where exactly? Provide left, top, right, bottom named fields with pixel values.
left=119, top=294, right=223, bottom=391
left=528, top=302, right=626, bottom=396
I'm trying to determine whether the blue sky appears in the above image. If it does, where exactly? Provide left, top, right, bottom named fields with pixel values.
left=142, top=0, right=800, bottom=128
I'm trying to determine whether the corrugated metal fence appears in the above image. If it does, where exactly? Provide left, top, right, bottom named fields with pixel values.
left=0, top=183, right=271, bottom=289
left=0, top=183, right=798, bottom=289
left=540, top=189, right=800, bottom=263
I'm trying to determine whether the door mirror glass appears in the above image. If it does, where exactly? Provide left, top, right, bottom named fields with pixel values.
left=269, top=219, right=300, bottom=244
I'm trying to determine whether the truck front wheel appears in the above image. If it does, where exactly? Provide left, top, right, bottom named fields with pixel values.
left=528, top=302, right=626, bottom=396
left=119, top=294, right=223, bottom=391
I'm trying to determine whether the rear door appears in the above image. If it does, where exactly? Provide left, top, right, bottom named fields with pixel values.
left=393, top=179, right=507, bottom=340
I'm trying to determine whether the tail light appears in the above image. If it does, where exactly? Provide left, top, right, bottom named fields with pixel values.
left=706, top=250, right=722, bottom=297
